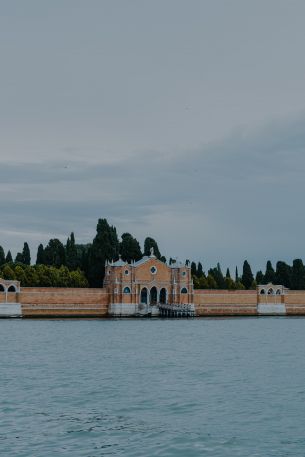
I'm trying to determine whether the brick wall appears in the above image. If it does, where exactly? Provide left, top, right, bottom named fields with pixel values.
left=194, top=290, right=257, bottom=316
left=20, top=288, right=110, bottom=317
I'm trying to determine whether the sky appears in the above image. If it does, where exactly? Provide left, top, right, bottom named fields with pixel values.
left=1, top=0, right=305, bottom=273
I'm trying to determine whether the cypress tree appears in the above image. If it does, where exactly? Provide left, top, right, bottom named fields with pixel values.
left=264, top=260, right=275, bottom=284
left=5, top=250, right=13, bottom=263
left=43, top=239, right=66, bottom=267
left=256, top=270, right=264, bottom=284
left=226, top=268, right=231, bottom=279
left=15, top=252, right=24, bottom=263
left=275, top=261, right=291, bottom=288
left=22, top=242, right=31, bottom=265
left=0, top=246, right=5, bottom=266
left=191, top=261, right=197, bottom=276
left=241, top=260, right=254, bottom=289
left=36, top=244, right=45, bottom=265
left=87, top=219, right=119, bottom=287
left=66, top=232, right=78, bottom=270
left=197, top=262, right=203, bottom=277
left=235, top=266, right=239, bottom=283
left=291, top=259, right=305, bottom=290
left=143, top=237, right=161, bottom=259
left=120, top=233, right=142, bottom=263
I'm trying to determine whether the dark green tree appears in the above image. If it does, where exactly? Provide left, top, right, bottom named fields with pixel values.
left=143, top=237, right=161, bottom=259
left=87, top=219, right=119, bottom=287
left=119, top=233, right=142, bottom=262
left=241, top=260, right=254, bottom=289
left=235, top=266, right=239, bottom=283
left=0, top=246, right=5, bottom=266
left=15, top=252, right=24, bottom=263
left=43, top=239, right=66, bottom=267
left=264, top=260, right=275, bottom=284
left=226, top=268, right=231, bottom=279
left=197, top=262, right=204, bottom=277
left=5, top=250, right=13, bottom=263
left=275, top=261, right=291, bottom=288
left=256, top=270, right=264, bottom=284
left=36, top=244, right=45, bottom=265
left=22, top=242, right=31, bottom=265
left=191, top=261, right=197, bottom=276
left=291, top=259, right=305, bottom=290
left=66, top=232, right=79, bottom=270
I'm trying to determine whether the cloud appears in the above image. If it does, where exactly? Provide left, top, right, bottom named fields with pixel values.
left=1, top=113, right=305, bottom=270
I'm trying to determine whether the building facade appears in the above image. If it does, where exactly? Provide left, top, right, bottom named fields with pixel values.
left=103, top=249, right=194, bottom=316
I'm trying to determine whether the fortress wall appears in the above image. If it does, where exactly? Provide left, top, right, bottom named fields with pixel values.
left=20, top=288, right=109, bottom=317
left=0, top=292, right=18, bottom=303
left=194, top=290, right=257, bottom=316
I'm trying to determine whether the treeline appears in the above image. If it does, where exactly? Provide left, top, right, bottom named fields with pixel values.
left=1, top=218, right=305, bottom=290
left=0, top=219, right=163, bottom=288
left=191, top=259, right=305, bottom=290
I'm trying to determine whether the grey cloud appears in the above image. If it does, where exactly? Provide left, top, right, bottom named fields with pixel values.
left=1, top=114, right=305, bottom=271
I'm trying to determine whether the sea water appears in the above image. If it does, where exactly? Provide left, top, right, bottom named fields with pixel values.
left=1, top=317, right=305, bottom=456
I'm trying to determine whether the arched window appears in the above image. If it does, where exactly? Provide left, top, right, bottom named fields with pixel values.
left=140, top=287, right=148, bottom=304
left=181, top=287, right=188, bottom=294
left=260, top=289, right=265, bottom=295
left=0, top=284, right=5, bottom=292
left=150, top=286, right=158, bottom=305
left=276, top=289, right=281, bottom=295
left=8, top=285, right=17, bottom=292
left=267, top=288, right=274, bottom=295
left=123, top=286, right=131, bottom=294
left=159, top=288, right=167, bottom=304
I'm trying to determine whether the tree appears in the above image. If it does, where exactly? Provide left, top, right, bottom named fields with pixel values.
left=256, top=270, right=264, bottom=284
left=226, top=268, right=231, bottom=279
left=143, top=237, right=161, bottom=259
left=15, top=252, right=24, bottom=263
left=191, top=261, right=197, bottom=276
left=87, top=219, right=119, bottom=287
left=235, top=266, right=239, bottom=283
left=275, top=261, right=291, bottom=288
left=43, top=239, right=66, bottom=267
left=197, top=262, right=204, bottom=277
left=22, top=242, right=31, bottom=265
left=0, top=246, right=5, bottom=266
left=36, top=244, right=45, bottom=265
left=5, top=251, right=13, bottom=263
left=264, top=260, right=275, bottom=284
left=241, top=260, right=254, bottom=289
left=208, top=263, right=225, bottom=289
left=66, top=232, right=79, bottom=270
left=291, top=259, right=305, bottom=290
left=119, top=233, right=142, bottom=263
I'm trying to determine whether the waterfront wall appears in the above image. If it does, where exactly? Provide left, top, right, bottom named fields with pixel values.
left=3, top=286, right=305, bottom=317
left=194, top=290, right=258, bottom=316
left=19, top=288, right=109, bottom=317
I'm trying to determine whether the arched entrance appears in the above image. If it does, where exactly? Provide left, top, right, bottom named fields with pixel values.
left=8, top=285, right=17, bottom=292
left=159, top=288, right=167, bottom=304
left=0, top=284, right=5, bottom=292
left=150, top=286, right=158, bottom=305
left=140, top=287, right=148, bottom=304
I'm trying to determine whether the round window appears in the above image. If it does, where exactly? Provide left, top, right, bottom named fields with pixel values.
left=150, top=266, right=157, bottom=274
left=182, top=271, right=186, bottom=277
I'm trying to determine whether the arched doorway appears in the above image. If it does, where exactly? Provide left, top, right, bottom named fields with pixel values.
left=150, top=287, right=158, bottom=305
left=140, top=287, right=148, bottom=304
left=0, top=284, right=5, bottom=292
left=159, top=288, right=167, bottom=304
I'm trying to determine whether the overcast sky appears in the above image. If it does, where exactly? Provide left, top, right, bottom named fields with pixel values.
left=1, top=0, right=305, bottom=273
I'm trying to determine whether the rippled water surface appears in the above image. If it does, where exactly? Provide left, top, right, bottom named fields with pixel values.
left=1, top=318, right=305, bottom=456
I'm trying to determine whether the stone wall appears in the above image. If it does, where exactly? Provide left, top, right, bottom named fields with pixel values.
left=194, top=290, right=257, bottom=316
left=20, top=288, right=109, bottom=317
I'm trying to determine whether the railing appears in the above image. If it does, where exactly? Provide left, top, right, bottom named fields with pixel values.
left=158, top=303, right=195, bottom=318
